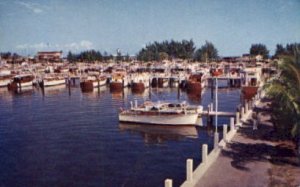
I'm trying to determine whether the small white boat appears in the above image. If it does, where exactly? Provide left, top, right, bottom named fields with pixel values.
left=0, top=74, right=13, bottom=87
left=119, top=101, right=203, bottom=126
left=40, top=75, right=66, bottom=87
left=7, top=74, right=34, bottom=90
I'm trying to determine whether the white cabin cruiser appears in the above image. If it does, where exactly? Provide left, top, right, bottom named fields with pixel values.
left=119, top=100, right=203, bottom=126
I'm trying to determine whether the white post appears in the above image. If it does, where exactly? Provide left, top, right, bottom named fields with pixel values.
left=202, top=144, right=208, bottom=164
left=130, top=101, right=133, bottom=109
left=230, top=117, right=235, bottom=131
left=164, top=179, right=173, bottom=187
left=186, top=159, right=193, bottom=182
left=245, top=102, right=249, bottom=114
left=236, top=112, right=240, bottom=125
left=214, top=132, right=219, bottom=149
left=241, top=107, right=245, bottom=119
left=134, top=99, right=138, bottom=108
left=223, top=124, right=228, bottom=142
left=210, top=103, right=213, bottom=112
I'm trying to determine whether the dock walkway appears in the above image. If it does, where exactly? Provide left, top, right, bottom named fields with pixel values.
left=194, top=98, right=300, bottom=187
left=201, top=110, right=236, bottom=117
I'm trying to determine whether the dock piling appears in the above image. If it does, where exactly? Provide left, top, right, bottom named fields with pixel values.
left=235, top=112, right=240, bottom=125
left=223, top=124, right=228, bottom=142
left=214, top=132, right=219, bottom=149
left=186, top=159, right=193, bottom=182
left=164, top=179, right=173, bottom=187
left=202, top=144, right=208, bottom=164
left=240, top=107, right=245, bottom=119
left=230, top=117, right=235, bottom=130
left=245, top=102, right=249, bottom=114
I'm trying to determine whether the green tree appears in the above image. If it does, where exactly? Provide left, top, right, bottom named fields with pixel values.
left=274, top=44, right=286, bottom=58
left=158, top=52, right=169, bottom=61
left=194, top=41, right=218, bottom=62
left=136, top=39, right=196, bottom=62
left=249, top=43, right=269, bottom=59
left=67, top=51, right=76, bottom=63
left=265, top=46, right=300, bottom=152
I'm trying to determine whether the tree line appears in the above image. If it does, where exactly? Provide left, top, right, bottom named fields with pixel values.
left=136, top=40, right=219, bottom=62
left=1, top=42, right=300, bottom=63
left=66, top=50, right=131, bottom=63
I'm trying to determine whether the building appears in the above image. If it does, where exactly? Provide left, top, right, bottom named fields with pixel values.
left=36, top=51, right=62, bottom=62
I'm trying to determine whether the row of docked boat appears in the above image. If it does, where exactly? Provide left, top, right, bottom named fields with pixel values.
left=0, top=60, right=272, bottom=99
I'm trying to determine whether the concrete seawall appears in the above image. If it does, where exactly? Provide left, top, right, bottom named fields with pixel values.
left=164, top=88, right=265, bottom=187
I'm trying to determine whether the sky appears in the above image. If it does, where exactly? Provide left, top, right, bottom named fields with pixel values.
left=0, top=0, right=299, bottom=56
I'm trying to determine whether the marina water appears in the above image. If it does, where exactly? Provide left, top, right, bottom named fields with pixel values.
left=0, top=83, right=241, bottom=187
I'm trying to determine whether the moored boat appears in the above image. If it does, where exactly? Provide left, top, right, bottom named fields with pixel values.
left=131, top=73, right=150, bottom=92
left=39, top=75, right=66, bottom=88
left=119, top=100, right=203, bottom=126
left=0, top=74, right=14, bottom=87
left=241, top=68, right=262, bottom=99
left=80, top=75, right=107, bottom=92
left=186, top=73, right=204, bottom=93
left=110, top=70, right=129, bottom=92
left=7, top=74, right=34, bottom=90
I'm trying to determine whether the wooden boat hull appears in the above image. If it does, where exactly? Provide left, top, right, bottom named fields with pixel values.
left=242, top=86, right=259, bottom=99
left=110, top=82, right=123, bottom=92
left=119, top=113, right=199, bottom=126
left=186, top=81, right=202, bottom=93
left=40, top=79, right=66, bottom=87
left=131, top=82, right=145, bottom=92
left=80, top=81, right=94, bottom=92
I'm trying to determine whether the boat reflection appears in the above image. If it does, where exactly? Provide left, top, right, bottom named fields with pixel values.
left=81, top=85, right=107, bottom=99
left=187, top=92, right=202, bottom=103
left=111, top=87, right=129, bottom=100
left=119, top=123, right=198, bottom=144
left=8, top=86, right=34, bottom=95
left=0, top=87, right=13, bottom=103
left=42, top=84, right=67, bottom=96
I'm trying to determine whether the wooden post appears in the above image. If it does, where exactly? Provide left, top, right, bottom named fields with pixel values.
left=164, top=179, right=173, bottom=187
left=202, top=144, right=208, bottom=164
left=186, top=159, right=193, bottom=182
left=223, top=124, right=228, bottom=142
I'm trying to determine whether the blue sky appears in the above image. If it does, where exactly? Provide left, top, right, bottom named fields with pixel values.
left=0, top=0, right=299, bottom=56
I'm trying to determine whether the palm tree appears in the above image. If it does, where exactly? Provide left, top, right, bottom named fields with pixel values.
left=265, top=47, right=300, bottom=153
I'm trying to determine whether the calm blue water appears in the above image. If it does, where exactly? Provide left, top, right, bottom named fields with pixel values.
left=0, top=83, right=241, bottom=187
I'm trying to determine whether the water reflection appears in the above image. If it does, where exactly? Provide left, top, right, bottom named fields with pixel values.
left=119, top=123, right=198, bottom=144
left=41, top=85, right=67, bottom=96
left=187, top=92, right=202, bottom=102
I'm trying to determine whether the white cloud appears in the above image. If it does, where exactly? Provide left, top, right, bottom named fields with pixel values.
left=16, top=40, right=94, bottom=51
left=80, top=40, right=93, bottom=49
left=16, top=1, right=44, bottom=14
left=64, top=40, right=94, bottom=50
left=16, top=42, right=48, bottom=50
